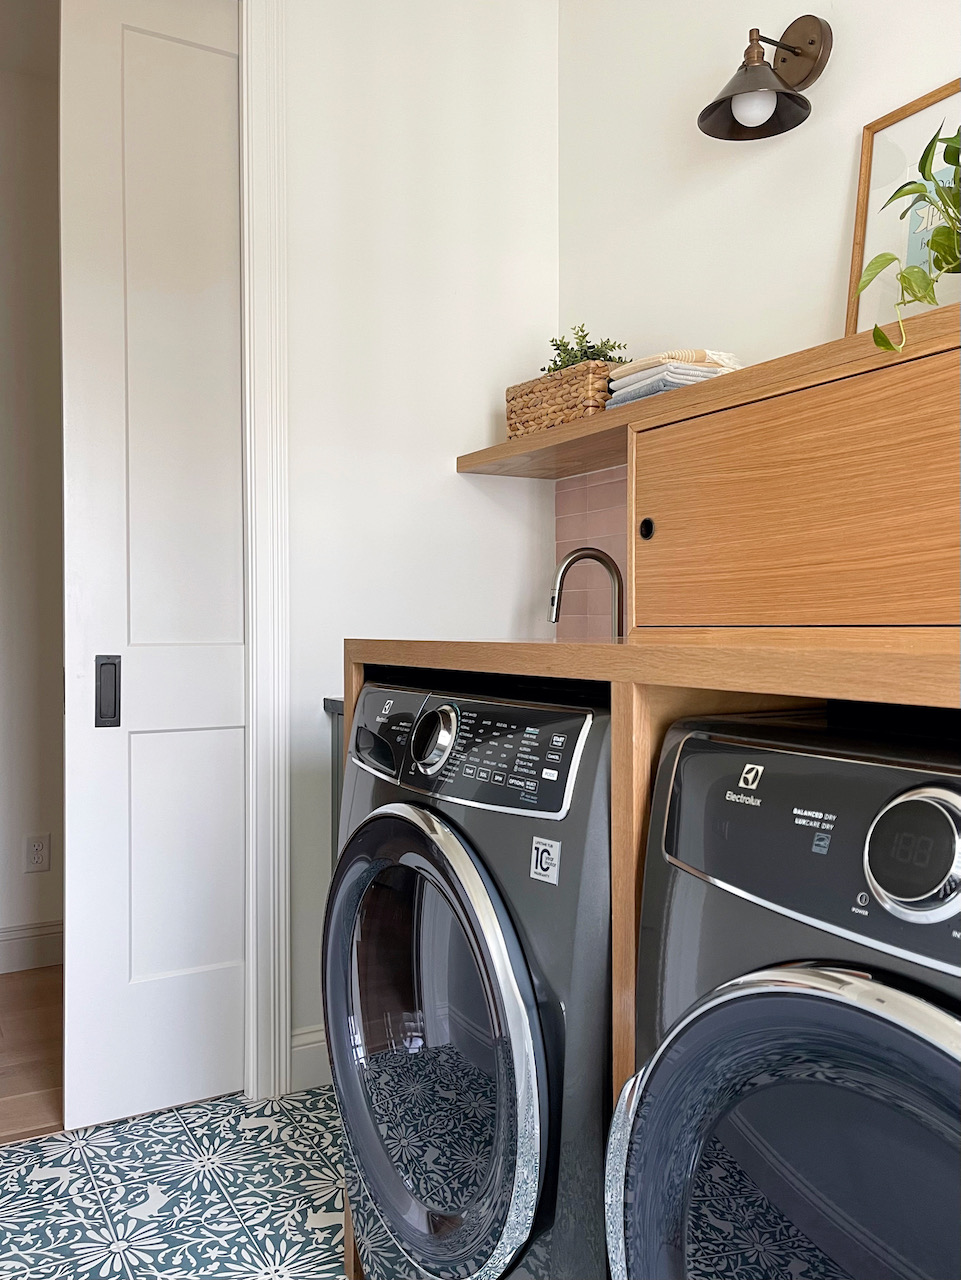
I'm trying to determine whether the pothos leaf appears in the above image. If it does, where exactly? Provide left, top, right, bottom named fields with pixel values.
left=881, top=180, right=929, bottom=210
left=857, top=251, right=899, bottom=294
left=928, top=224, right=959, bottom=265
left=898, top=264, right=938, bottom=305
left=872, top=324, right=899, bottom=351
left=919, top=121, right=944, bottom=181
left=898, top=192, right=929, bottom=221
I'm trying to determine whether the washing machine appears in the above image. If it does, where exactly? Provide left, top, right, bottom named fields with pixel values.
left=605, top=709, right=961, bottom=1280
left=323, top=678, right=611, bottom=1280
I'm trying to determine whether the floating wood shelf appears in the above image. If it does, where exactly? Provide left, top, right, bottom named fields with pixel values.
left=456, top=304, right=960, bottom=479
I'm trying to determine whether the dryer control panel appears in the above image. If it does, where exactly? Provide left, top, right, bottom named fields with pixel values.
left=665, top=731, right=961, bottom=975
left=351, top=685, right=592, bottom=819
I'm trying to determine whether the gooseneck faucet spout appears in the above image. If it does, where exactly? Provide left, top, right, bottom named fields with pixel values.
left=549, top=546, right=624, bottom=640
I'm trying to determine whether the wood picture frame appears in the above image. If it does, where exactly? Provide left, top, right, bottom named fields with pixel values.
left=845, top=79, right=961, bottom=336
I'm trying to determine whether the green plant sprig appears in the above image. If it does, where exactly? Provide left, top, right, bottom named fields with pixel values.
left=857, top=121, right=960, bottom=351
left=541, top=323, right=629, bottom=373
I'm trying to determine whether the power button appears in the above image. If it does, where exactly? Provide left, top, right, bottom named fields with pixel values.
left=856, top=892, right=870, bottom=907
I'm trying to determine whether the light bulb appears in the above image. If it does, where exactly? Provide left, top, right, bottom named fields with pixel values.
left=731, top=89, right=777, bottom=128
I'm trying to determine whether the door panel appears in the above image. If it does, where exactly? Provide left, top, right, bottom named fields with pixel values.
left=129, top=728, right=245, bottom=981
left=123, top=27, right=243, bottom=646
left=61, top=0, right=244, bottom=1128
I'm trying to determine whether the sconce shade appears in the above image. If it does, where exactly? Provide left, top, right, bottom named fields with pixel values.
left=698, top=47, right=812, bottom=139
left=701, top=60, right=813, bottom=139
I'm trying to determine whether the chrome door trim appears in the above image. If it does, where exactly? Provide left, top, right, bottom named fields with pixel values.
left=342, top=801, right=544, bottom=1280
left=604, top=964, right=961, bottom=1280
left=665, top=855, right=961, bottom=977
left=605, top=1072, right=644, bottom=1280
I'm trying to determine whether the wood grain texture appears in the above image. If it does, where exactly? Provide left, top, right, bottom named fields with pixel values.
left=458, top=413, right=630, bottom=479
left=610, top=682, right=646, bottom=1098
left=0, top=965, right=63, bottom=1145
left=345, top=630, right=960, bottom=709
left=611, top=687, right=816, bottom=1094
left=457, top=306, right=959, bottom=478
left=341, top=655, right=366, bottom=1280
left=845, top=81, right=961, bottom=336
left=632, top=351, right=960, bottom=626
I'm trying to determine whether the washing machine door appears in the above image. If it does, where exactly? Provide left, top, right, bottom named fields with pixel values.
left=323, top=802, right=547, bottom=1280
left=605, top=966, right=961, bottom=1280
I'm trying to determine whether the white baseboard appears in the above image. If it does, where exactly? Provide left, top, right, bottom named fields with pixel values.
left=0, top=920, right=63, bottom=974
left=290, top=1023, right=331, bottom=1092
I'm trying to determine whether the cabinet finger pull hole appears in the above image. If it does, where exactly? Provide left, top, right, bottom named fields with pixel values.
left=639, top=518, right=655, bottom=540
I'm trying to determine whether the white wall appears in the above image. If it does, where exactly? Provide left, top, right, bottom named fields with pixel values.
left=285, top=0, right=559, bottom=1078
left=0, top=5, right=63, bottom=971
left=558, top=0, right=961, bottom=366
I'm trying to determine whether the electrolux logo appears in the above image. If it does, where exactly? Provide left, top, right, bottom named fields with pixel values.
left=738, top=763, right=764, bottom=790
left=382, top=699, right=393, bottom=714
left=725, top=762, right=765, bottom=807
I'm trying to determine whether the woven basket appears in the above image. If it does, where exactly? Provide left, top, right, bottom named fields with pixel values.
left=505, top=360, right=615, bottom=439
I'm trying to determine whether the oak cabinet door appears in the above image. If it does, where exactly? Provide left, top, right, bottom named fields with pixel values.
left=631, top=350, right=960, bottom=627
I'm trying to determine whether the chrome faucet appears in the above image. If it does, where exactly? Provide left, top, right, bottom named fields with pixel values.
left=549, top=547, right=624, bottom=640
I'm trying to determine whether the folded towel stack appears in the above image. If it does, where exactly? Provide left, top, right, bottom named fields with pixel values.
left=604, top=349, right=741, bottom=410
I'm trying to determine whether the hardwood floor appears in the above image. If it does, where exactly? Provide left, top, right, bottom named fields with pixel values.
left=0, top=964, right=63, bottom=1144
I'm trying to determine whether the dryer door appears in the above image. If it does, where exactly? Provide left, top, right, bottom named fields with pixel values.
left=322, top=802, right=547, bottom=1280
left=605, top=966, right=961, bottom=1280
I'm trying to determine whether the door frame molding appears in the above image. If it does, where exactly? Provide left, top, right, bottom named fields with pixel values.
left=240, top=0, right=291, bottom=1100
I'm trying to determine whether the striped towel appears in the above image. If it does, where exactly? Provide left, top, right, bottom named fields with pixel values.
left=610, top=362, right=727, bottom=395
left=610, top=349, right=740, bottom=385
left=605, top=363, right=731, bottom=409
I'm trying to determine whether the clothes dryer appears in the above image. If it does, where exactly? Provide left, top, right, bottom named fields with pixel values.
left=606, top=711, right=960, bottom=1280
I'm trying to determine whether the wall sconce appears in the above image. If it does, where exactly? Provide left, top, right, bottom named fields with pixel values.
left=698, top=14, right=832, bottom=140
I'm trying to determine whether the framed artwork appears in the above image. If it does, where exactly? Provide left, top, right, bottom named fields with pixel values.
left=845, top=80, right=960, bottom=336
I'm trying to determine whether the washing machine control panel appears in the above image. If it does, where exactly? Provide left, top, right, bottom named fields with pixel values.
left=351, top=686, right=592, bottom=817
left=406, top=694, right=591, bottom=817
left=665, top=734, right=961, bottom=974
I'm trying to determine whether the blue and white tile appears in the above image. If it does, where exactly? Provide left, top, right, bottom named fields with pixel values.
left=0, top=1130, right=97, bottom=1208
left=238, top=1183, right=346, bottom=1278
left=278, top=1091, right=342, bottom=1160
left=99, top=1173, right=261, bottom=1279
left=0, top=1186, right=113, bottom=1276
left=0, top=1085, right=347, bottom=1280
left=77, top=1108, right=204, bottom=1190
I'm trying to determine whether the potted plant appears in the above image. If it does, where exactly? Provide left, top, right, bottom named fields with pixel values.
left=506, top=324, right=628, bottom=438
left=857, top=122, right=959, bottom=351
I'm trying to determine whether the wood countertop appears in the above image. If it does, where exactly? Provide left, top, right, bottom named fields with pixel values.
left=347, top=627, right=960, bottom=708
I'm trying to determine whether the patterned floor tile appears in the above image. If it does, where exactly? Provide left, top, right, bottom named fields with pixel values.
left=0, top=1130, right=97, bottom=1209
left=277, top=1091, right=342, bottom=1162
left=100, top=1172, right=264, bottom=1279
left=74, top=1108, right=204, bottom=1190
left=0, top=1085, right=348, bottom=1280
left=0, top=1187, right=114, bottom=1276
left=235, top=1184, right=346, bottom=1278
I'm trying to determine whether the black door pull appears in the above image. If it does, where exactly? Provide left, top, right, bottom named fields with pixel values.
left=95, top=655, right=121, bottom=727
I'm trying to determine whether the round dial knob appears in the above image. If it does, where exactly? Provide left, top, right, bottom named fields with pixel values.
left=864, top=786, right=961, bottom=923
left=410, top=704, right=459, bottom=776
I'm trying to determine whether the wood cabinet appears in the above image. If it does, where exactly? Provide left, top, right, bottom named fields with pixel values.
left=630, top=349, right=960, bottom=628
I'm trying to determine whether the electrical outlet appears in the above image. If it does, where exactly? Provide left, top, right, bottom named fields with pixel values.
left=24, top=834, right=51, bottom=874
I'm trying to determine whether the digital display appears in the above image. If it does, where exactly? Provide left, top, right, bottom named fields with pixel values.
left=867, top=800, right=954, bottom=900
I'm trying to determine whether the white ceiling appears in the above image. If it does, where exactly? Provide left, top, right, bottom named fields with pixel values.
left=0, top=0, right=59, bottom=81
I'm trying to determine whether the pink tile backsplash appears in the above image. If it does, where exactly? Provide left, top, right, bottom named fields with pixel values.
left=553, top=465, right=628, bottom=641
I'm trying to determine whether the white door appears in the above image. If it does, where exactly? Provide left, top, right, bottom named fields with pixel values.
left=60, top=0, right=245, bottom=1129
